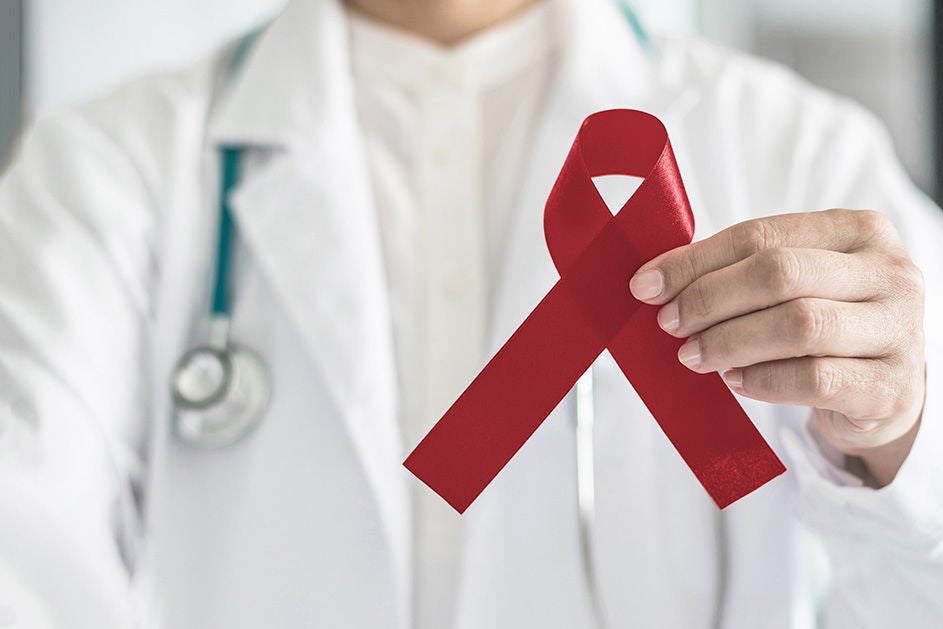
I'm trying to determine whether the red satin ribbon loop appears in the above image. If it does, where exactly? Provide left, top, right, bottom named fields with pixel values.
left=405, top=109, right=786, bottom=513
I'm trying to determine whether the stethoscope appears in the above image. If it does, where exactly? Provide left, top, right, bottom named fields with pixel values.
left=165, top=6, right=704, bottom=628
left=170, top=146, right=270, bottom=448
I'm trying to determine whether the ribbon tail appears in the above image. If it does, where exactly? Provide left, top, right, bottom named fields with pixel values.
left=609, top=305, right=787, bottom=508
left=404, top=281, right=606, bottom=513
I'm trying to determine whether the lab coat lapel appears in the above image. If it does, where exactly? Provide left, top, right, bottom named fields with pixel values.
left=208, top=0, right=410, bottom=612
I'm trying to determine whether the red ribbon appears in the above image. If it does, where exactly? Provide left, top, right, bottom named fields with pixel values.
left=405, top=109, right=786, bottom=513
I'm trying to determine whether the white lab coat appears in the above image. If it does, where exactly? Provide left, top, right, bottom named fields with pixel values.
left=1, top=0, right=941, bottom=627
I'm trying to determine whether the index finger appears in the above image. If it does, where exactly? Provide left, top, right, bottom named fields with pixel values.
left=628, top=209, right=901, bottom=305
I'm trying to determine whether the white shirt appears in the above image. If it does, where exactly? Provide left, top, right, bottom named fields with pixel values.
left=347, top=4, right=558, bottom=628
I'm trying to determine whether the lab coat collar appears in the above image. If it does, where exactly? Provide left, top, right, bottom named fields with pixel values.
left=208, top=0, right=352, bottom=148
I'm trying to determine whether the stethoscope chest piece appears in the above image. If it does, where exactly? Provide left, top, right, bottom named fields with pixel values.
left=170, top=145, right=271, bottom=448
left=172, top=343, right=270, bottom=448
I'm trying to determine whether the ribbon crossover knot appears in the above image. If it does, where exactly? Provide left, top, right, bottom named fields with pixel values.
left=405, top=109, right=786, bottom=513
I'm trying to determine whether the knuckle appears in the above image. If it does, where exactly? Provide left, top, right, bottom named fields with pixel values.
left=855, top=209, right=898, bottom=246
left=886, top=390, right=912, bottom=419
left=857, top=209, right=887, bottom=230
left=883, top=359, right=923, bottom=417
left=890, top=378, right=919, bottom=417
left=883, top=300, right=923, bottom=355
left=784, top=299, right=830, bottom=346
left=892, top=257, right=925, bottom=295
left=871, top=384, right=902, bottom=421
left=810, top=359, right=844, bottom=401
left=876, top=258, right=925, bottom=351
left=855, top=365, right=898, bottom=420
left=680, top=253, right=701, bottom=290
left=659, top=253, right=699, bottom=297
left=697, top=331, right=727, bottom=367
left=752, top=247, right=802, bottom=298
left=872, top=255, right=898, bottom=293
left=732, top=220, right=775, bottom=259
left=680, top=280, right=713, bottom=320
left=872, top=256, right=925, bottom=347
left=743, top=362, right=777, bottom=396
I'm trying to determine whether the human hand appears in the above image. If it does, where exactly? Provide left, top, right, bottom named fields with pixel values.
left=629, top=210, right=926, bottom=487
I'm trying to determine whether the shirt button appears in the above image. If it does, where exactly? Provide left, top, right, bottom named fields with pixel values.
left=439, top=271, right=474, bottom=301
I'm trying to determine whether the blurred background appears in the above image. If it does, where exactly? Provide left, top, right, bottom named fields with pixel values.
left=0, top=0, right=939, bottom=201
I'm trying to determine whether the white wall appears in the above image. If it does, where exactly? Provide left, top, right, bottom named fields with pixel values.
left=748, top=0, right=934, bottom=194
left=630, top=0, right=934, bottom=195
left=25, top=0, right=285, bottom=112
left=754, top=0, right=929, bottom=35
left=22, top=0, right=936, bottom=195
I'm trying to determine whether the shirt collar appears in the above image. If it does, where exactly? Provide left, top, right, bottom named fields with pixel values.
left=346, top=1, right=556, bottom=93
left=208, top=0, right=352, bottom=149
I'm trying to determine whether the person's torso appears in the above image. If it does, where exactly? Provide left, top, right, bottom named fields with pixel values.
left=126, top=1, right=834, bottom=626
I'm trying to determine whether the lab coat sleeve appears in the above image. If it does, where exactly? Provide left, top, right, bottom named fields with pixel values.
left=0, top=106, right=157, bottom=627
left=773, top=98, right=943, bottom=627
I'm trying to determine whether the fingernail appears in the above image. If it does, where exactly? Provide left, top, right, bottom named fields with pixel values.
left=678, top=338, right=701, bottom=368
left=657, top=301, right=680, bottom=333
left=629, top=269, right=664, bottom=301
left=723, top=368, right=743, bottom=389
